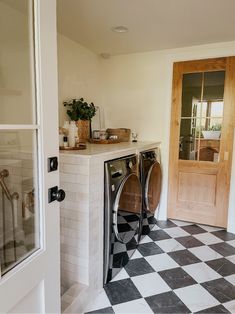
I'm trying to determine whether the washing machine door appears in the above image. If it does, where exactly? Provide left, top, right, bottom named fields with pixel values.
left=113, top=173, right=142, bottom=244
left=145, top=161, right=162, bottom=213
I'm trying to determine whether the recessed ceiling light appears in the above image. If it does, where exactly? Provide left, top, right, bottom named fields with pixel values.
left=111, top=26, right=129, bottom=33
left=100, top=53, right=111, bottom=59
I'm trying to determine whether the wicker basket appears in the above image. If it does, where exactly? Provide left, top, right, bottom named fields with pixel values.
left=76, top=120, right=90, bottom=142
left=107, top=128, right=131, bottom=142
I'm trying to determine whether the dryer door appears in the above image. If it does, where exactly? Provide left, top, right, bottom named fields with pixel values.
left=113, top=173, right=142, bottom=244
left=145, top=161, right=162, bottom=213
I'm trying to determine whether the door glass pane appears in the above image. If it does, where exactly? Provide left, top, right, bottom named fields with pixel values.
left=146, top=162, right=162, bottom=213
left=116, top=174, right=141, bottom=244
left=203, top=71, right=225, bottom=102
left=179, top=71, right=225, bottom=162
left=0, top=130, right=39, bottom=275
left=179, top=118, right=197, bottom=160
left=181, top=73, right=203, bottom=118
left=199, top=118, right=222, bottom=162
left=0, top=0, right=35, bottom=124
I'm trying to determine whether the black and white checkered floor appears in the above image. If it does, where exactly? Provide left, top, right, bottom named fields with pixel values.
left=85, top=219, right=235, bottom=314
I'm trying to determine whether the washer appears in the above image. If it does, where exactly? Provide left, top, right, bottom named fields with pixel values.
left=139, top=148, right=162, bottom=238
left=104, top=155, right=142, bottom=284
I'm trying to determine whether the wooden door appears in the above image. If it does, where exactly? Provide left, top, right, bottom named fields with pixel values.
left=168, top=57, right=235, bottom=227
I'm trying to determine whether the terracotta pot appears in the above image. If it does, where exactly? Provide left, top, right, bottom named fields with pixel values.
left=76, top=120, right=90, bottom=142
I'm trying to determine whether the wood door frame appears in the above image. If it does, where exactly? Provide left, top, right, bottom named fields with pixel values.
left=168, top=57, right=235, bottom=227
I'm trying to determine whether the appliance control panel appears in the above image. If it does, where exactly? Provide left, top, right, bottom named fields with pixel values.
left=142, top=151, right=156, bottom=160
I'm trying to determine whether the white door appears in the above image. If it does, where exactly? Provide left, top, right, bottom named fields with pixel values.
left=0, top=0, right=61, bottom=312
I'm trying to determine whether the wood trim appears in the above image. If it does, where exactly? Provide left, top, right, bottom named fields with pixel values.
left=168, top=62, right=183, bottom=217
left=216, top=56, right=235, bottom=226
left=175, top=57, right=226, bottom=73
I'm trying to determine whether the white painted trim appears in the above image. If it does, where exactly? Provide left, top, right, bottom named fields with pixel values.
left=34, top=0, right=60, bottom=311
left=29, top=0, right=37, bottom=125
left=0, top=124, right=40, bottom=130
left=33, top=0, right=48, bottom=289
left=0, top=248, right=44, bottom=284
left=34, top=0, right=46, bottom=257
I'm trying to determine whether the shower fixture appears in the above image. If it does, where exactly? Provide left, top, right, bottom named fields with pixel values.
left=0, top=169, right=19, bottom=268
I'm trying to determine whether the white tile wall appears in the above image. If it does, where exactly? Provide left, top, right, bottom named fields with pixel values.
left=59, top=142, right=161, bottom=312
left=60, top=156, right=90, bottom=293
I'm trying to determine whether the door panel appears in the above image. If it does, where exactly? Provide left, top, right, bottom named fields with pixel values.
left=168, top=57, right=235, bottom=227
left=0, top=0, right=60, bottom=312
left=145, top=162, right=162, bottom=213
left=114, top=173, right=141, bottom=244
left=178, top=172, right=216, bottom=204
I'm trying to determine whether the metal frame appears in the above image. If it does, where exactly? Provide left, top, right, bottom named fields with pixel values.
left=113, top=173, right=142, bottom=244
left=144, top=160, right=161, bottom=213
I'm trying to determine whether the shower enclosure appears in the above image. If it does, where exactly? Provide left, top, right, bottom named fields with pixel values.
left=0, top=155, right=37, bottom=275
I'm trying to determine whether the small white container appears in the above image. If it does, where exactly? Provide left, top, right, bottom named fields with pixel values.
left=63, top=121, right=69, bottom=134
left=202, top=131, right=221, bottom=140
left=99, top=129, right=107, bottom=140
left=68, top=121, right=77, bottom=147
left=59, top=134, right=64, bottom=147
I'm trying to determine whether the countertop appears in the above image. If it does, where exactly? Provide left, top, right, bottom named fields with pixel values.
left=59, top=141, right=161, bottom=158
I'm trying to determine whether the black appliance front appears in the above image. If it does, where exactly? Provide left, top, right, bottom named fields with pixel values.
left=104, top=156, right=142, bottom=284
left=140, top=149, right=162, bottom=237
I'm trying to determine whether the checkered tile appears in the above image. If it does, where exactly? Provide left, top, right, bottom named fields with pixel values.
left=106, top=211, right=140, bottom=283
left=85, top=220, right=235, bottom=313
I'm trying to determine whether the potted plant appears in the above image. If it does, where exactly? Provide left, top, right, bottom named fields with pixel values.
left=63, top=98, right=96, bottom=141
left=202, top=123, right=222, bottom=140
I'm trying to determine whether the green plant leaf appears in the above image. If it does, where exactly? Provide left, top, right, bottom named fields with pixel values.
left=63, top=98, right=97, bottom=121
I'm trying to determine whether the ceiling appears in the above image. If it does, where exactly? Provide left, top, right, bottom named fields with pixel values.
left=57, top=0, right=235, bottom=56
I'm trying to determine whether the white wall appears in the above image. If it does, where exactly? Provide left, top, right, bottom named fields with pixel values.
left=0, top=1, right=34, bottom=125
left=57, top=34, right=235, bottom=232
left=0, top=1, right=34, bottom=150
left=57, top=34, right=104, bottom=127
left=100, top=41, right=235, bottom=232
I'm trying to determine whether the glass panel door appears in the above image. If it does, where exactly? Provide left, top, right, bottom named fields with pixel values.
left=0, top=0, right=39, bottom=276
left=179, top=71, right=225, bottom=162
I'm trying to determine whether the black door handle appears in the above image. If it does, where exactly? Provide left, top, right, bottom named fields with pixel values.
left=56, top=189, right=66, bottom=202
left=48, top=186, right=66, bottom=203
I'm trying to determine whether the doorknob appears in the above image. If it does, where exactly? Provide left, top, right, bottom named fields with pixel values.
left=48, top=186, right=66, bottom=203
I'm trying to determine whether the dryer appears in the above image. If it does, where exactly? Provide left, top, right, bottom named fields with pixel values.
left=104, top=155, right=142, bottom=284
left=139, top=148, right=162, bottom=238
